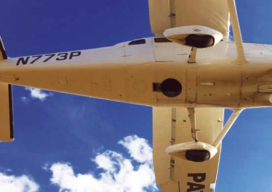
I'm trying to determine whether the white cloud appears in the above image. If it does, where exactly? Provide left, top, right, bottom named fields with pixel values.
left=0, top=172, right=39, bottom=192
left=119, top=135, right=153, bottom=164
left=21, top=96, right=30, bottom=104
left=94, top=152, right=115, bottom=171
left=47, top=135, right=158, bottom=192
left=25, top=87, right=53, bottom=101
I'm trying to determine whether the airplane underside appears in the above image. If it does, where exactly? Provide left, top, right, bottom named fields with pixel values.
left=0, top=0, right=271, bottom=190
left=0, top=55, right=271, bottom=109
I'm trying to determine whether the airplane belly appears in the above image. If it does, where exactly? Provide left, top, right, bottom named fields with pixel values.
left=0, top=62, right=247, bottom=108
left=153, top=62, right=186, bottom=106
left=240, top=65, right=272, bottom=108
left=0, top=61, right=159, bottom=106
left=153, top=63, right=243, bottom=108
left=196, top=64, right=241, bottom=108
left=1, top=55, right=272, bottom=108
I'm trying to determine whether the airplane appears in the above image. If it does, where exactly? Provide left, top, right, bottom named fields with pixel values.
left=0, top=0, right=270, bottom=191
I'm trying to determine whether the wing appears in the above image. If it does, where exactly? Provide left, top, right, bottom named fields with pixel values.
left=153, top=108, right=224, bottom=192
left=148, top=0, right=230, bottom=37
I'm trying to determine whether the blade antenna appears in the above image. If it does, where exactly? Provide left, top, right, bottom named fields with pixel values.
left=227, top=0, right=247, bottom=64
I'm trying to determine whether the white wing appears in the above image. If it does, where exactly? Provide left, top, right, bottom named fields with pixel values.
left=148, top=0, right=230, bottom=37
left=153, top=108, right=224, bottom=192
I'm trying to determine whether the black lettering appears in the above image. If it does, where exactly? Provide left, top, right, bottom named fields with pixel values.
left=56, top=53, right=68, bottom=61
left=16, top=57, right=30, bottom=66
left=188, top=173, right=206, bottom=183
left=69, top=51, right=81, bottom=59
left=30, top=55, right=43, bottom=64
left=187, top=182, right=205, bottom=192
left=16, top=51, right=81, bottom=66
left=44, top=54, right=55, bottom=62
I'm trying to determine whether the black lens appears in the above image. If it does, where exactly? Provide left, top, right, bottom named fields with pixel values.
left=160, top=78, right=182, bottom=98
left=185, top=150, right=210, bottom=162
left=185, top=35, right=214, bottom=48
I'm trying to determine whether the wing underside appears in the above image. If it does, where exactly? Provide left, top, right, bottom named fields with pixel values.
left=153, top=108, right=224, bottom=192
left=148, top=0, right=230, bottom=37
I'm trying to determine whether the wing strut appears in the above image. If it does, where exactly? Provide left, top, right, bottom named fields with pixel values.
left=227, top=0, right=247, bottom=64
left=213, top=108, right=243, bottom=148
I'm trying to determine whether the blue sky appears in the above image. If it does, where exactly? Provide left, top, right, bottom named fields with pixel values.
left=1, top=0, right=272, bottom=191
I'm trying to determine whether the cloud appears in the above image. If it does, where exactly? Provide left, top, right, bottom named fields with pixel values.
left=25, top=87, right=53, bottom=101
left=47, top=135, right=158, bottom=192
left=21, top=96, right=30, bottom=104
left=0, top=172, right=39, bottom=192
left=94, top=152, right=115, bottom=171
left=119, top=135, right=153, bottom=164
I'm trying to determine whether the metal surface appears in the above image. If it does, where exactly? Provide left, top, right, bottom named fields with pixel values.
left=153, top=108, right=223, bottom=192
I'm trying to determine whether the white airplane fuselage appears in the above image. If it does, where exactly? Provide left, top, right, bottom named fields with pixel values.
left=0, top=37, right=272, bottom=109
